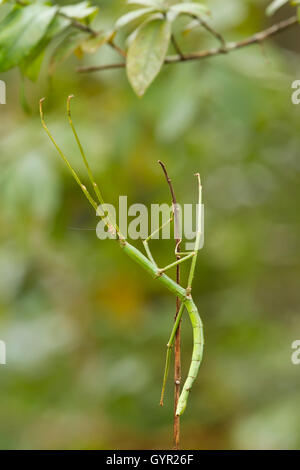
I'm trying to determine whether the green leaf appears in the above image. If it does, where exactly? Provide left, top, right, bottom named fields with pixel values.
left=50, top=30, right=87, bottom=74
left=81, top=30, right=115, bottom=53
left=59, top=1, right=98, bottom=22
left=266, top=0, right=289, bottom=16
left=0, top=4, right=58, bottom=72
left=115, top=7, right=159, bottom=29
left=168, top=2, right=209, bottom=21
left=44, top=15, right=72, bottom=39
left=125, top=12, right=163, bottom=46
left=21, top=50, right=45, bottom=81
left=182, top=19, right=200, bottom=35
left=20, top=15, right=71, bottom=81
left=20, top=72, right=31, bottom=114
left=126, top=18, right=171, bottom=96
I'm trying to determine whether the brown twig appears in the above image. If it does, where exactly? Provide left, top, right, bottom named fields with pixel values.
left=108, top=40, right=127, bottom=58
left=77, top=15, right=298, bottom=73
left=65, top=18, right=127, bottom=58
left=65, top=17, right=97, bottom=35
left=197, top=17, right=227, bottom=50
left=78, top=63, right=126, bottom=73
left=158, top=160, right=181, bottom=451
left=171, top=34, right=185, bottom=60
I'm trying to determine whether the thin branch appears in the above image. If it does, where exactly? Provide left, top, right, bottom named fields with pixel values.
left=64, top=16, right=97, bottom=35
left=108, top=40, right=127, bottom=58
left=77, top=15, right=298, bottom=73
left=158, top=160, right=182, bottom=451
left=197, top=17, right=227, bottom=50
left=181, top=12, right=226, bottom=48
left=62, top=16, right=127, bottom=59
left=171, top=34, right=185, bottom=60
left=77, top=63, right=125, bottom=73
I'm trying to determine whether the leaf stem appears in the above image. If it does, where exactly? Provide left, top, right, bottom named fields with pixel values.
left=196, top=16, right=227, bottom=50
left=171, top=34, right=185, bottom=59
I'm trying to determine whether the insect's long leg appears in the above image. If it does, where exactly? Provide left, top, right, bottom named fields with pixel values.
left=143, top=239, right=157, bottom=267
left=39, top=98, right=98, bottom=211
left=187, top=174, right=202, bottom=292
left=143, top=214, right=173, bottom=266
left=160, top=302, right=185, bottom=407
left=157, top=251, right=196, bottom=275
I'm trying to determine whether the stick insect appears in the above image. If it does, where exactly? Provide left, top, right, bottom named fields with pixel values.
left=39, top=96, right=204, bottom=416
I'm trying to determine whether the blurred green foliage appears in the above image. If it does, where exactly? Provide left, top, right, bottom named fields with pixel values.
left=0, top=0, right=300, bottom=450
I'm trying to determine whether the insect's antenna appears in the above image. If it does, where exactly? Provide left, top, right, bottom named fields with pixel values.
left=66, top=95, right=123, bottom=238
left=39, top=98, right=98, bottom=211
left=67, top=95, right=105, bottom=206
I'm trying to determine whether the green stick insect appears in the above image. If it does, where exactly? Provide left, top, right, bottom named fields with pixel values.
left=39, top=96, right=204, bottom=416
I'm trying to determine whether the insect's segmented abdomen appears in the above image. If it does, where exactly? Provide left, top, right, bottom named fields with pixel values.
left=176, top=298, right=204, bottom=416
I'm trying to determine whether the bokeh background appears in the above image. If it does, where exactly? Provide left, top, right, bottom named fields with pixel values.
left=1, top=0, right=300, bottom=450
